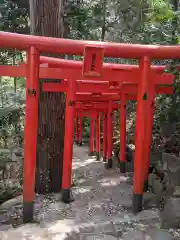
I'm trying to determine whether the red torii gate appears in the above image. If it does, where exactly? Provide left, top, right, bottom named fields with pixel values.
left=75, top=102, right=121, bottom=160
left=41, top=65, right=173, bottom=171
left=73, top=81, right=172, bottom=166
left=0, top=58, right=174, bottom=218
left=0, top=31, right=177, bottom=223
left=74, top=102, right=120, bottom=149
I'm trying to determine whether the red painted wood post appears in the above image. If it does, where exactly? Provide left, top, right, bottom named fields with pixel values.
left=96, top=114, right=101, bottom=161
left=89, top=117, right=95, bottom=156
left=79, top=115, right=83, bottom=146
left=103, top=113, right=107, bottom=162
left=105, top=101, right=113, bottom=169
left=23, top=47, right=40, bottom=223
left=75, top=114, right=79, bottom=145
left=143, top=94, right=155, bottom=192
left=119, top=93, right=127, bottom=173
left=133, top=56, right=151, bottom=214
left=61, top=78, right=76, bottom=203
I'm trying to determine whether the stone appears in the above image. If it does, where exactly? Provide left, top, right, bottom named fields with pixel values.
left=135, top=210, right=160, bottom=222
left=143, top=192, right=157, bottom=208
left=122, top=228, right=173, bottom=240
left=173, top=186, right=180, bottom=197
left=164, top=167, right=180, bottom=190
left=152, top=178, right=164, bottom=195
left=79, top=221, right=116, bottom=236
left=0, top=224, right=13, bottom=231
left=161, top=152, right=180, bottom=173
left=148, top=173, right=157, bottom=190
left=0, top=195, right=22, bottom=210
left=160, top=197, right=180, bottom=228
left=122, top=229, right=146, bottom=240
left=150, top=152, right=162, bottom=167
left=77, top=234, right=117, bottom=240
left=146, top=228, right=173, bottom=240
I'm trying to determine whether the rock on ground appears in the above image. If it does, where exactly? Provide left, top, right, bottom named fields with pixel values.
left=122, top=228, right=173, bottom=240
left=160, top=197, right=180, bottom=229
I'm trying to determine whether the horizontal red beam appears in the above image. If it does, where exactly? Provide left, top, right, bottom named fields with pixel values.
left=76, top=95, right=136, bottom=102
left=40, top=56, right=180, bottom=73
left=75, top=102, right=120, bottom=109
left=0, top=65, right=174, bottom=85
left=43, top=82, right=173, bottom=95
left=0, top=64, right=139, bottom=83
left=0, top=31, right=180, bottom=59
left=77, top=111, right=104, bottom=118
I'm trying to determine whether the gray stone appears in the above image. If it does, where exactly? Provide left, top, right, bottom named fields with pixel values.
left=122, top=228, right=173, bottom=240
left=135, top=210, right=160, bottom=222
left=79, top=222, right=116, bottom=235
left=0, top=195, right=22, bottom=210
left=153, top=179, right=164, bottom=195
left=79, top=234, right=117, bottom=240
left=143, top=192, right=157, bottom=208
left=164, top=167, right=180, bottom=190
left=161, top=152, right=180, bottom=173
left=0, top=224, right=13, bottom=231
left=150, top=152, right=162, bottom=167
left=148, top=173, right=157, bottom=191
left=160, top=197, right=180, bottom=228
left=122, top=229, right=145, bottom=240
left=173, top=186, right=180, bottom=197
left=146, top=228, right=173, bottom=240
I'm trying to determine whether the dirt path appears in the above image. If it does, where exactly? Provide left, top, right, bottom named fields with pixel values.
left=0, top=145, right=177, bottom=239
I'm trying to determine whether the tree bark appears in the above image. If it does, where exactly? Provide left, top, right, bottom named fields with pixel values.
left=29, top=0, right=65, bottom=193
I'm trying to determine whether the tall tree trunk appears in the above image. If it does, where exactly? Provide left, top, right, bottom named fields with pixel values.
left=101, top=0, right=106, bottom=41
left=168, top=0, right=179, bottom=123
left=29, top=0, right=65, bottom=193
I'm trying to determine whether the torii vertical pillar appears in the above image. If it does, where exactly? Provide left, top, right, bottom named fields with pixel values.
left=105, top=101, right=113, bottom=169
left=103, top=113, right=107, bottom=162
left=79, top=115, right=83, bottom=146
left=96, top=114, right=101, bottom=161
left=23, top=47, right=40, bottom=223
left=133, top=56, right=153, bottom=214
left=89, top=117, right=95, bottom=156
left=75, top=114, right=79, bottom=145
left=143, top=93, right=155, bottom=191
left=119, top=94, right=127, bottom=173
left=61, top=78, right=76, bottom=203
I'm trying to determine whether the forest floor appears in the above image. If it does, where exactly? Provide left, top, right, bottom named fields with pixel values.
left=0, top=145, right=179, bottom=239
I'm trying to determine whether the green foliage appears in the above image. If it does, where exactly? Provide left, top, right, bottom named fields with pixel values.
left=0, top=0, right=29, bottom=33
left=151, top=0, right=174, bottom=23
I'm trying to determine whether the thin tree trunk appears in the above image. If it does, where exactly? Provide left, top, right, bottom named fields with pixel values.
left=169, top=0, right=179, bottom=122
left=101, top=0, right=106, bottom=41
left=29, top=0, right=65, bottom=193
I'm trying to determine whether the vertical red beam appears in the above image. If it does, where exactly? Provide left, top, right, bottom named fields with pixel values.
left=96, top=113, right=101, bottom=160
left=133, top=56, right=152, bottom=214
left=103, top=113, right=107, bottom=162
left=75, top=113, right=79, bottom=145
left=79, top=115, right=83, bottom=146
left=23, top=47, right=40, bottom=223
left=89, top=117, right=95, bottom=156
left=143, top=94, right=155, bottom=191
left=61, top=78, right=76, bottom=203
left=105, top=100, right=113, bottom=169
left=119, top=93, right=127, bottom=173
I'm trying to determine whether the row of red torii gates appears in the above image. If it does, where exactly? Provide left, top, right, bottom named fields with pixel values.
left=0, top=31, right=179, bottom=223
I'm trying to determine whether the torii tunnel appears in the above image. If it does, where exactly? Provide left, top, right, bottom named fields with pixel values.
left=0, top=31, right=178, bottom=223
